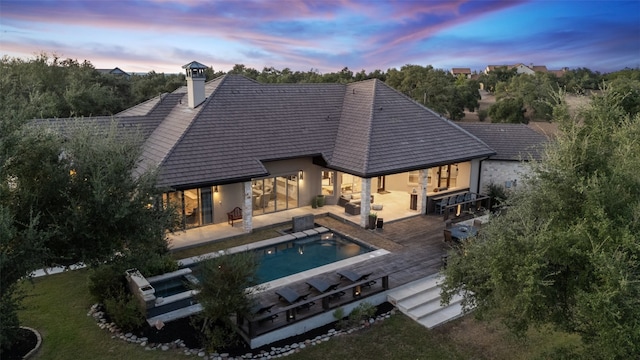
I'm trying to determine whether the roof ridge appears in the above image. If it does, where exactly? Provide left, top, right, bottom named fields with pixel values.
left=360, top=80, right=380, bottom=173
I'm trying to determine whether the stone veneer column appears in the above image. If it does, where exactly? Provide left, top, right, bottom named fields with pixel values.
left=418, top=169, right=428, bottom=214
left=360, top=178, right=372, bottom=228
left=242, top=181, right=253, bottom=233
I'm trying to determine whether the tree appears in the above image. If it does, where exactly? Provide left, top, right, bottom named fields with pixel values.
left=487, top=97, right=525, bottom=123
left=192, top=251, right=261, bottom=351
left=441, top=89, right=640, bottom=359
left=385, top=64, right=479, bottom=120
left=478, top=66, right=517, bottom=93
left=494, top=73, right=555, bottom=121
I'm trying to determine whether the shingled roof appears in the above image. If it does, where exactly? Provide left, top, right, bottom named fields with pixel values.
left=457, top=123, right=548, bottom=161
left=37, top=74, right=495, bottom=189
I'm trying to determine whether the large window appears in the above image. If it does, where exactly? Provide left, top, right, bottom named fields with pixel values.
left=252, top=173, right=299, bottom=216
left=340, top=173, right=361, bottom=195
left=321, top=170, right=335, bottom=196
left=163, top=187, right=214, bottom=229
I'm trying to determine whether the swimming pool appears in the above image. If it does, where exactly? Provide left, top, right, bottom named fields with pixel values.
left=157, top=229, right=376, bottom=297
left=143, top=227, right=389, bottom=324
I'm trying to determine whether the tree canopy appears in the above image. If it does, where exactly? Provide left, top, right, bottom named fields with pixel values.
left=441, top=88, right=640, bottom=359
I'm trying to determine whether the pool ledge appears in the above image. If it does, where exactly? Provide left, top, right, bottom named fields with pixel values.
left=250, top=248, right=390, bottom=293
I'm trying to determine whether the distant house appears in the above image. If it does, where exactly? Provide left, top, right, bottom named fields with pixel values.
left=512, top=63, right=536, bottom=75
left=457, top=123, right=549, bottom=192
left=484, top=63, right=563, bottom=76
left=97, top=67, right=130, bottom=79
left=484, top=65, right=510, bottom=74
left=450, top=68, right=472, bottom=78
left=548, top=67, right=569, bottom=77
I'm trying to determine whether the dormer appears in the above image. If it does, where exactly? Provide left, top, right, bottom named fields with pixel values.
left=182, top=61, right=207, bottom=108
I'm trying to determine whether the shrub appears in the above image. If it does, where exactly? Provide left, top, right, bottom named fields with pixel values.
left=485, top=183, right=508, bottom=212
left=478, top=109, right=488, bottom=122
left=334, top=302, right=377, bottom=330
left=103, top=289, right=145, bottom=332
left=348, top=302, right=376, bottom=326
left=192, top=251, right=260, bottom=351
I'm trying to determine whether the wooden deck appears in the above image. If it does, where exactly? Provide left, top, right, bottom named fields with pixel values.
left=239, top=214, right=449, bottom=339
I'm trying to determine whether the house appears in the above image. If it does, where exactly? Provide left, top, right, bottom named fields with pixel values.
left=97, top=67, right=131, bottom=79
left=457, top=123, right=549, bottom=192
left=38, top=61, right=496, bottom=232
left=484, top=63, right=555, bottom=76
left=450, top=68, right=471, bottom=78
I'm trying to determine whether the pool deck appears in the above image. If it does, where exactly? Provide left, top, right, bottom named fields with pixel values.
left=231, top=214, right=454, bottom=347
left=163, top=200, right=467, bottom=347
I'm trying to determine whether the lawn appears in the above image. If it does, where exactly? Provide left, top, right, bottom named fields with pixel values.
left=19, top=268, right=582, bottom=360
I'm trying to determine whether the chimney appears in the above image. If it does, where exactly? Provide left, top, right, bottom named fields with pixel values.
left=182, top=61, right=207, bottom=108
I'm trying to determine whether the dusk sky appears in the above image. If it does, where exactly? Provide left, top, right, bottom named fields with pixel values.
left=1, top=0, right=639, bottom=75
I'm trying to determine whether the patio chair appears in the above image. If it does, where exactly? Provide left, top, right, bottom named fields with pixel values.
left=436, top=197, right=449, bottom=214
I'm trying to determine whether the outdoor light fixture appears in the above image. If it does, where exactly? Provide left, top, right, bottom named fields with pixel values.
left=214, top=185, right=219, bottom=193
left=353, top=285, right=362, bottom=297
left=299, top=170, right=303, bottom=180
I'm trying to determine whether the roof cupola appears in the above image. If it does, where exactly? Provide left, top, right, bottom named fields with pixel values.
left=182, top=61, right=207, bottom=108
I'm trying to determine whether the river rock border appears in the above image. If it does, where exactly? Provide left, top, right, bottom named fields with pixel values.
left=88, top=303, right=397, bottom=359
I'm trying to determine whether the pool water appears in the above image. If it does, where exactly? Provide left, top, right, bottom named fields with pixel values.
left=255, top=232, right=371, bottom=283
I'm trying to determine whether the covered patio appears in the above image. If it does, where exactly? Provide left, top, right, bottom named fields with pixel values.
left=167, top=189, right=422, bottom=250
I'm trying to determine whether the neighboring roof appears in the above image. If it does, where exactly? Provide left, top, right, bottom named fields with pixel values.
left=36, top=74, right=495, bottom=189
left=97, top=67, right=130, bottom=76
left=457, top=123, right=549, bottom=161
left=451, top=68, right=471, bottom=75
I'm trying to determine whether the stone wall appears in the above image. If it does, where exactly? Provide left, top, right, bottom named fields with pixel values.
left=480, top=160, right=533, bottom=193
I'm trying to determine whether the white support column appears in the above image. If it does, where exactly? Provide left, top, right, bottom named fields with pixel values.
left=360, top=178, right=372, bottom=228
left=242, top=181, right=253, bottom=233
left=419, top=169, right=428, bottom=214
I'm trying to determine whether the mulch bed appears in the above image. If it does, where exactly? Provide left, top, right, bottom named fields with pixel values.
left=2, top=327, right=38, bottom=360
left=134, top=302, right=395, bottom=356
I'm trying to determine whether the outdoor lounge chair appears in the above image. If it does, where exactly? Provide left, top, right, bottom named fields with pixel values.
left=251, top=302, right=278, bottom=322
left=306, top=277, right=345, bottom=299
left=275, top=287, right=310, bottom=305
left=306, top=277, right=340, bottom=293
left=337, top=269, right=376, bottom=288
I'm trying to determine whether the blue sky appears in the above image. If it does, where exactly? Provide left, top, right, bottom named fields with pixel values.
left=1, top=0, right=639, bottom=74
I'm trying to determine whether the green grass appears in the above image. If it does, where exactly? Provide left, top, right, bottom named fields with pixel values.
left=19, top=269, right=582, bottom=360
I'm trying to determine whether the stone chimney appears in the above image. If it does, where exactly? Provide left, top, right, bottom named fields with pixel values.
left=182, top=61, right=207, bottom=108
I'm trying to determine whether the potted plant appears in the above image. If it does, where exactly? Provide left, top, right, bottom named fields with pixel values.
left=368, top=212, right=377, bottom=229
left=316, top=194, right=325, bottom=207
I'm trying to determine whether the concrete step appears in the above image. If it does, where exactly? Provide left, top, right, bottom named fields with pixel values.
left=387, top=274, right=442, bottom=303
left=417, top=299, right=465, bottom=328
left=395, top=287, right=441, bottom=312
left=410, top=292, right=463, bottom=319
